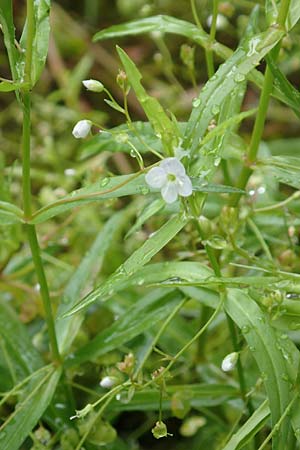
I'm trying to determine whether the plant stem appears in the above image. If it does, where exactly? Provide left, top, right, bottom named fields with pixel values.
left=21, top=0, right=61, bottom=364
left=25, top=224, right=61, bottom=363
left=24, top=0, right=35, bottom=86
left=230, top=0, right=291, bottom=206
left=205, top=0, right=219, bottom=78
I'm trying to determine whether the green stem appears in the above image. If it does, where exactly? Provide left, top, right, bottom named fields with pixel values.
left=205, top=0, right=219, bottom=78
left=25, top=224, right=61, bottom=363
left=22, top=93, right=32, bottom=218
left=230, top=0, right=291, bottom=206
left=24, top=0, right=35, bottom=86
left=247, top=218, right=273, bottom=262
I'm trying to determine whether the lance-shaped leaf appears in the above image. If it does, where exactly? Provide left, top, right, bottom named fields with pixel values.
left=116, top=46, right=179, bottom=155
left=56, top=207, right=134, bottom=354
left=60, top=214, right=188, bottom=317
left=184, top=27, right=284, bottom=155
left=0, top=0, right=19, bottom=81
left=225, top=289, right=297, bottom=449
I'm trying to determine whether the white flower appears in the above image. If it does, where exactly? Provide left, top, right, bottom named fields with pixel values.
left=72, top=120, right=92, bottom=139
left=145, top=157, right=192, bottom=204
left=82, top=79, right=104, bottom=92
left=221, top=352, right=238, bottom=372
left=100, top=376, right=116, bottom=389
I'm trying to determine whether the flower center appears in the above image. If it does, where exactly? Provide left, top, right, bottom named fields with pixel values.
left=167, top=173, right=176, bottom=182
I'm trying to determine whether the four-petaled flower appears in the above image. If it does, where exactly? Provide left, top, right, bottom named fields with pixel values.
left=145, top=157, right=192, bottom=204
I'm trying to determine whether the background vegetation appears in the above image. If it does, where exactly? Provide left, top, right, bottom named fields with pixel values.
left=1, top=0, right=300, bottom=449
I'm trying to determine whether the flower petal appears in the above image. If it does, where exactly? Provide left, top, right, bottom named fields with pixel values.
left=72, top=120, right=92, bottom=139
left=160, top=157, right=185, bottom=177
left=177, top=175, right=193, bottom=197
left=161, top=182, right=178, bottom=203
left=145, top=167, right=167, bottom=188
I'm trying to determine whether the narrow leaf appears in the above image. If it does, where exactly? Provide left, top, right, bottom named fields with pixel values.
left=60, top=214, right=188, bottom=316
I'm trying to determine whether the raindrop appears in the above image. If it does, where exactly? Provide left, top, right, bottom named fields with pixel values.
left=234, top=73, right=245, bottom=83
left=247, top=38, right=259, bottom=57
left=211, top=105, right=220, bottom=115
left=257, top=186, right=266, bottom=195
left=281, top=373, right=289, bottom=382
left=130, top=149, right=137, bottom=158
left=280, top=334, right=288, bottom=340
left=192, top=98, right=201, bottom=108
left=100, top=177, right=109, bottom=187
left=140, top=186, right=150, bottom=195
left=214, top=157, right=221, bottom=167
left=64, top=168, right=76, bottom=176
left=242, top=325, right=250, bottom=334
left=249, top=346, right=256, bottom=352
left=137, top=278, right=144, bottom=286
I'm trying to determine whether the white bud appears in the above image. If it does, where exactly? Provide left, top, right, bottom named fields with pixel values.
left=82, top=79, right=104, bottom=92
left=207, top=14, right=228, bottom=30
left=72, top=120, right=92, bottom=139
left=100, top=376, right=116, bottom=389
left=221, top=352, right=238, bottom=372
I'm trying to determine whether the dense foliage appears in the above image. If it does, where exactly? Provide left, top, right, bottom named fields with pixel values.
left=1, top=1, right=300, bottom=449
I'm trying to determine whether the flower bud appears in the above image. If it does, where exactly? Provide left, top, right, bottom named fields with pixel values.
left=221, top=352, right=239, bottom=372
left=72, top=120, right=92, bottom=139
left=100, top=376, right=117, bottom=389
left=152, top=421, right=171, bottom=439
left=82, top=79, right=104, bottom=92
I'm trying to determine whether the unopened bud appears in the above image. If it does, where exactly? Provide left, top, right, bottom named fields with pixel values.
left=100, top=376, right=117, bottom=389
left=72, top=120, right=92, bottom=139
left=82, top=79, right=104, bottom=92
left=221, top=352, right=238, bottom=372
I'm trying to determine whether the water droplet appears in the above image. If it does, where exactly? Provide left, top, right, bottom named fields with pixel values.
left=137, top=278, right=144, bottom=286
left=281, top=373, right=289, bottom=382
left=257, top=186, right=266, bottom=195
left=247, top=37, right=259, bottom=57
left=130, top=149, right=137, bottom=158
left=258, top=316, right=265, bottom=323
left=211, top=105, right=220, bottom=115
left=108, top=289, right=114, bottom=296
left=234, top=73, right=245, bottom=83
left=140, top=186, right=150, bottom=195
left=261, top=372, right=268, bottom=381
left=100, top=177, right=109, bottom=187
left=241, top=325, right=250, bottom=334
left=64, top=168, right=76, bottom=176
left=248, top=189, right=256, bottom=196
left=192, top=98, right=201, bottom=108
left=55, top=403, right=66, bottom=409
left=249, top=345, right=256, bottom=352
left=280, top=334, right=288, bottom=340
left=214, top=157, right=221, bottom=167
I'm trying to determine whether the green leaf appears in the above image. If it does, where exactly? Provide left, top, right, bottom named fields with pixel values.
left=108, top=383, right=239, bottom=412
left=104, top=98, right=126, bottom=114
left=0, top=0, right=20, bottom=82
left=20, top=0, right=51, bottom=86
left=0, top=365, right=61, bottom=450
left=0, top=201, right=23, bottom=225
left=184, top=26, right=284, bottom=155
left=56, top=208, right=134, bottom=354
left=94, top=15, right=209, bottom=49
left=60, top=214, right=188, bottom=317
left=78, top=122, right=164, bottom=160
left=265, top=0, right=300, bottom=30
left=222, top=400, right=270, bottom=450
left=125, top=199, right=165, bottom=239
left=66, top=289, right=184, bottom=366
left=225, top=289, right=295, bottom=449
left=258, top=156, right=300, bottom=189
left=116, top=46, right=179, bottom=155
left=0, top=81, right=29, bottom=92
left=0, top=301, right=43, bottom=379
left=30, top=171, right=246, bottom=224
left=266, top=54, right=300, bottom=117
